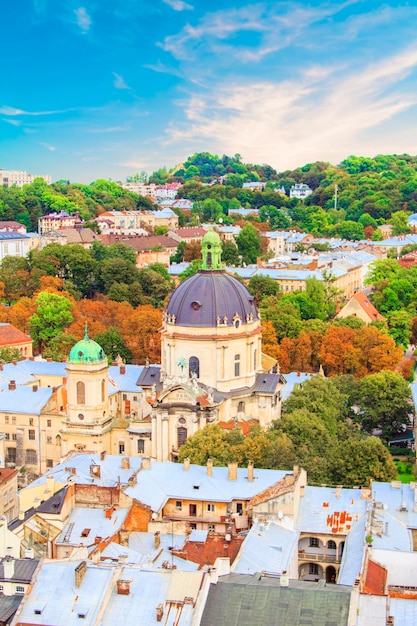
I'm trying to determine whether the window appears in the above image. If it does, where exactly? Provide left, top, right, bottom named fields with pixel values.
left=327, top=540, right=336, bottom=550
left=16, top=586, right=24, bottom=594
left=0, top=585, right=3, bottom=592
left=176, top=501, right=182, bottom=511
left=4, top=434, right=9, bottom=440
left=234, top=354, right=240, bottom=377
left=309, top=537, right=319, bottom=547
left=9, top=488, right=13, bottom=501
left=47, top=436, right=52, bottom=444
left=208, top=525, right=215, bottom=532
left=189, top=356, right=199, bottom=379
left=253, top=349, right=257, bottom=370
left=189, top=523, right=197, bottom=530
left=207, top=503, right=215, bottom=512
left=29, top=418, right=34, bottom=426
left=26, top=450, right=37, bottom=465
left=76, top=381, right=85, bottom=405
left=177, top=427, right=187, bottom=448
left=133, top=396, right=137, bottom=402
left=28, top=430, right=35, bottom=440
left=4, top=493, right=8, bottom=505
left=137, top=439, right=145, bottom=454
left=309, top=564, right=319, bottom=575
left=47, top=419, right=52, bottom=428
left=119, top=442, right=125, bottom=454
left=12, top=434, right=16, bottom=441
left=46, top=459, right=53, bottom=468
left=123, top=394, right=127, bottom=401
left=101, top=379, right=105, bottom=403
left=238, top=401, right=245, bottom=414
left=6, top=448, right=16, bottom=464
left=236, top=502, right=243, bottom=514
left=4, top=416, right=9, bottom=424
left=12, top=416, right=16, bottom=425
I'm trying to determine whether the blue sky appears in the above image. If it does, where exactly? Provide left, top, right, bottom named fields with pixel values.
left=2, top=0, right=417, bottom=183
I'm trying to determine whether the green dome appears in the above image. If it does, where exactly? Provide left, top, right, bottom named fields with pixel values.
left=68, top=328, right=107, bottom=364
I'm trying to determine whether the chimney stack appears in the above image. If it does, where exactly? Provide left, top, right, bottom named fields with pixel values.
left=121, top=457, right=130, bottom=470
left=32, top=385, right=38, bottom=392
left=228, top=462, right=238, bottom=481
left=120, top=365, right=126, bottom=375
left=8, top=381, right=16, bottom=391
left=75, top=561, right=87, bottom=588
left=280, top=571, right=289, bottom=588
left=247, top=461, right=254, bottom=482
left=336, top=486, right=341, bottom=499
left=100, top=450, right=106, bottom=461
left=184, top=458, right=190, bottom=471
left=207, top=459, right=213, bottom=477
left=141, top=456, right=151, bottom=470
left=154, top=531, right=161, bottom=549
left=3, top=557, right=14, bottom=580
left=117, top=580, right=131, bottom=595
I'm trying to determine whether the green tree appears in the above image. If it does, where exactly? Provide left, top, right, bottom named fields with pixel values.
left=236, top=224, right=261, bottom=264
left=43, top=333, right=78, bottom=362
left=336, top=437, right=397, bottom=485
left=391, top=210, right=411, bottom=236
left=355, top=371, right=411, bottom=440
left=94, top=327, right=132, bottom=363
left=0, top=347, right=22, bottom=363
left=387, top=309, right=412, bottom=346
left=29, top=292, right=73, bottom=350
left=178, top=425, right=238, bottom=465
left=221, top=241, right=240, bottom=266
left=248, top=275, right=279, bottom=302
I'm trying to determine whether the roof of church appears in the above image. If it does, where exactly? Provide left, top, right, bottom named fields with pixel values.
left=68, top=327, right=107, bottom=365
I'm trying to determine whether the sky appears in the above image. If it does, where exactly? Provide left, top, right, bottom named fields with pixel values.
left=2, top=1, right=417, bottom=183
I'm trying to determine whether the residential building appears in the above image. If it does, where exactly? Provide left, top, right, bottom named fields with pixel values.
left=38, top=211, right=82, bottom=235
left=0, top=170, right=51, bottom=188
left=121, top=181, right=157, bottom=198
left=98, top=233, right=178, bottom=267
left=0, top=325, right=32, bottom=359
left=336, top=291, right=386, bottom=324
left=0, top=469, right=18, bottom=523
left=242, top=181, right=266, bottom=191
left=0, top=234, right=34, bottom=262
left=289, top=183, right=313, bottom=200
left=154, top=183, right=182, bottom=200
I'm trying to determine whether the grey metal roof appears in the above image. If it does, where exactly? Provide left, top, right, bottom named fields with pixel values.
left=200, top=573, right=352, bottom=626
left=0, top=594, right=23, bottom=623
left=166, top=270, right=259, bottom=327
left=37, top=486, right=69, bottom=514
left=136, top=366, right=161, bottom=387
left=0, top=558, right=39, bottom=583
left=253, top=373, right=281, bottom=394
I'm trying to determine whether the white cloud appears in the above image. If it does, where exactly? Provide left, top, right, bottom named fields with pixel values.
left=40, top=142, right=56, bottom=151
left=75, top=7, right=91, bottom=34
left=90, top=126, right=128, bottom=133
left=163, top=0, right=193, bottom=11
left=113, top=73, right=130, bottom=90
left=0, top=105, right=78, bottom=116
left=165, top=43, right=417, bottom=169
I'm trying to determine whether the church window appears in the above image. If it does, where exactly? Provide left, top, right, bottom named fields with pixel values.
left=26, top=449, right=37, bottom=465
left=101, top=379, right=105, bottom=403
left=177, top=427, right=187, bottom=448
left=178, top=417, right=186, bottom=425
left=77, top=381, right=85, bottom=405
left=189, top=356, right=199, bottom=378
left=137, top=439, right=145, bottom=454
left=234, top=319, right=240, bottom=329
left=234, top=354, right=240, bottom=377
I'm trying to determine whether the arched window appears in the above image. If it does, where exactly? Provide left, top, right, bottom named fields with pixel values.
left=101, top=379, right=106, bottom=403
left=234, top=354, right=240, bottom=377
left=327, top=540, right=336, bottom=550
left=189, top=356, right=200, bottom=378
left=76, top=381, right=85, bottom=405
left=177, top=427, right=187, bottom=448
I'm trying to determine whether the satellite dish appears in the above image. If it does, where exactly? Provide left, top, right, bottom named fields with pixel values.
left=278, top=510, right=283, bottom=520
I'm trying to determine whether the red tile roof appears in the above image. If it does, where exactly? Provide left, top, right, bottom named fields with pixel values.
left=0, top=468, right=18, bottom=484
left=363, top=559, right=387, bottom=595
left=0, top=323, right=32, bottom=346
left=99, top=234, right=178, bottom=251
left=172, top=534, right=244, bottom=568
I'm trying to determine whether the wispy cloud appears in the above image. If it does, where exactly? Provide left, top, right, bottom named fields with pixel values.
left=90, top=126, right=129, bottom=133
left=0, top=105, right=78, bottom=117
left=40, top=142, right=56, bottom=151
left=75, top=7, right=91, bottom=34
left=113, top=73, right=130, bottom=90
left=165, top=43, right=417, bottom=168
left=163, top=0, right=193, bottom=11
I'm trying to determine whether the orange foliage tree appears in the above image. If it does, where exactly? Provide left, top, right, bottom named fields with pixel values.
left=120, top=306, right=162, bottom=363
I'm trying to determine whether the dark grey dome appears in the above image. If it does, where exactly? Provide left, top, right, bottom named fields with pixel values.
left=166, top=270, right=259, bottom=327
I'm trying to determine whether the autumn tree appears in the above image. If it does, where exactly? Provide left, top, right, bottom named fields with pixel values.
left=120, top=306, right=162, bottom=363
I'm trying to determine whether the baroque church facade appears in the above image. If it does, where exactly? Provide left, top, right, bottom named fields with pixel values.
left=0, top=231, right=284, bottom=476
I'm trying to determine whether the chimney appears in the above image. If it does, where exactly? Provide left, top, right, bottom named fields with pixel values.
left=207, top=459, right=213, bottom=477
left=32, top=385, right=38, bottom=392
left=247, top=461, right=254, bottom=482
left=8, top=381, right=16, bottom=391
left=154, top=531, right=161, bottom=549
left=24, top=547, right=34, bottom=559
left=336, top=486, right=341, bottom=499
left=117, top=580, right=131, bottom=595
left=156, top=604, right=164, bottom=622
left=75, top=561, right=87, bottom=588
left=90, top=464, right=100, bottom=478
left=3, top=557, right=14, bottom=580
left=105, top=505, right=115, bottom=519
left=228, top=462, right=238, bottom=481
left=280, top=571, right=289, bottom=588
left=71, top=467, right=77, bottom=475
left=100, top=451, right=106, bottom=461
left=120, top=365, right=126, bottom=375
left=121, top=457, right=130, bottom=470
left=141, top=456, right=151, bottom=470
left=387, top=618, right=394, bottom=625
left=300, top=485, right=305, bottom=497
left=18, top=511, right=24, bottom=521
left=184, top=458, right=190, bottom=471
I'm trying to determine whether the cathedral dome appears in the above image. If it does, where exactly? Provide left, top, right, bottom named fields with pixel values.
left=68, top=328, right=107, bottom=364
left=166, top=231, right=258, bottom=328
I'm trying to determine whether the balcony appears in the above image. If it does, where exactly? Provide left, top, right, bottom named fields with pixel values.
left=298, top=551, right=341, bottom=564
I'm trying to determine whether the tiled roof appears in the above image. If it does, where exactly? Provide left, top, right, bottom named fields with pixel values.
left=99, top=234, right=178, bottom=251
left=0, top=468, right=17, bottom=485
left=0, top=323, right=32, bottom=346
left=364, top=559, right=387, bottom=595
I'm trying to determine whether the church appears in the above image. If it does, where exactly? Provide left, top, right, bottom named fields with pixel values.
left=0, top=231, right=284, bottom=477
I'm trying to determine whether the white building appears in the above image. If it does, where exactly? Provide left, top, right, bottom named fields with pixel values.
left=0, top=170, right=51, bottom=188
left=289, top=183, right=313, bottom=200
